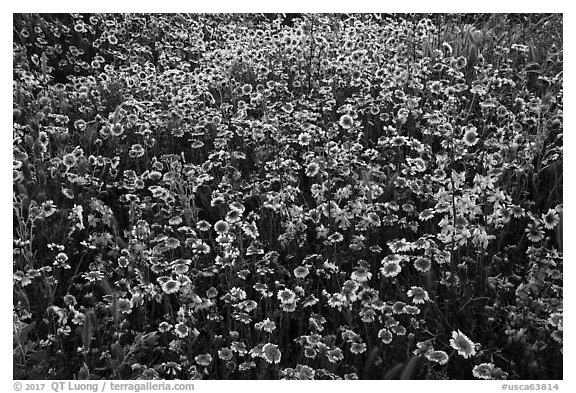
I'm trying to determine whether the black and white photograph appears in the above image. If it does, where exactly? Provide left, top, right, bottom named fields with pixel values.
left=9, top=4, right=570, bottom=387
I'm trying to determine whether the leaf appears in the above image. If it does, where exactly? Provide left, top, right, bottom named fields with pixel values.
left=383, top=362, right=404, bottom=379
left=400, top=356, right=420, bottom=380
left=77, top=362, right=90, bottom=380
left=362, top=347, right=380, bottom=378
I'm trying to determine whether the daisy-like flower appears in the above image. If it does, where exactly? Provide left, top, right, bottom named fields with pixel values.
left=242, top=84, right=253, bottom=95
left=117, top=298, right=132, bottom=313
left=339, top=114, right=354, bottom=129
left=388, top=238, right=412, bottom=253
left=298, top=132, right=312, bottom=146
left=262, top=343, right=281, bottom=364
left=162, top=279, right=181, bottom=295
left=261, top=318, right=276, bottom=333
left=297, top=365, right=315, bottom=380
left=426, top=350, right=449, bottom=365
left=229, top=287, right=247, bottom=302
left=413, top=257, right=432, bottom=273
left=326, top=348, right=344, bottom=363
left=225, top=209, right=242, bottom=223
left=206, top=287, right=218, bottom=299
left=218, top=348, right=234, bottom=361
left=450, top=330, right=477, bottom=359
left=174, top=322, right=188, bottom=338
left=378, top=328, right=393, bottom=344
left=351, top=266, right=372, bottom=282
left=548, top=312, right=563, bottom=330
left=293, top=266, right=310, bottom=279
left=380, top=260, right=401, bottom=278
left=305, top=162, right=320, bottom=177
left=172, top=263, right=189, bottom=275
left=63, top=153, right=76, bottom=169
left=242, top=221, right=259, bottom=238
left=110, top=123, right=124, bottom=136
left=73, top=119, right=87, bottom=131
left=41, top=200, right=57, bottom=217
left=542, top=208, right=560, bottom=230
left=472, top=363, right=495, bottom=380
left=509, top=204, right=525, bottom=218
left=282, top=301, right=297, bottom=312
left=525, top=222, right=545, bottom=242
left=281, top=103, right=294, bottom=114
left=158, top=322, right=172, bottom=333
left=304, top=346, right=317, bottom=359
left=214, top=220, right=230, bottom=234
left=463, top=126, right=479, bottom=146
left=229, top=202, right=246, bottom=213
left=195, top=354, right=213, bottom=366
left=407, top=286, right=430, bottom=304
left=277, top=288, right=296, bottom=304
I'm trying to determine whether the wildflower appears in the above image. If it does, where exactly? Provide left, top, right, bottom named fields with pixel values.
left=463, top=126, right=479, bottom=146
left=117, top=298, right=132, bottom=313
left=158, top=322, right=172, bottom=333
left=326, top=348, right=344, bottom=363
left=304, top=346, right=317, bottom=359
left=63, top=153, right=77, bottom=169
left=195, top=354, right=213, bottom=366
left=206, top=287, right=218, bottom=298
left=455, top=56, right=467, bottom=69
left=413, top=257, right=432, bottom=273
left=41, top=200, right=57, bottom=217
left=164, top=361, right=181, bottom=376
left=218, top=348, right=234, bottom=361
left=472, top=363, right=495, bottom=380
left=378, top=328, right=393, bottom=344
left=525, top=222, right=545, bottom=242
left=229, top=287, right=247, bottom=302
left=297, top=365, right=315, bottom=380
left=55, top=252, right=68, bottom=264
left=381, top=260, right=401, bottom=278
left=449, top=330, right=477, bottom=359
left=110, top=123, right=124, bottom=136
left=298, top=132, right=312, bottom=146
left=426, top=350, right=449, bottom=365
left=196, top=220, right=211, bottom=231
left=174, top=322, right=188, bottom=338
left=338, top=114, right=354, bottom=129
left=282, top=301, right=297, bottom=312
left=407, top=286, right=430, bottom=304
left=508, top=205, right=524, bottom=218
left=305, top=162, right=320, bottom=177
left=351, top=266, right=372, bottom=282
left=281, top=103, right=294, bottom=114
left=293, top=266, right=310, bottom=279
left=542, top=209, right=560, bottom=230
left=225, top=209, right=242, bottom=223
left=73, top=119, right=87, bottom=131
left=262, top=343, right=281, bottom=364
left=214, top=220, right=230, bottom=234
left=162, top=279, right=181, bottom=295
left=242, top=84, right=253, bottom=95
left=261, top=318, right=276, bottom=333
left=548, top=312, right=563, bottom=330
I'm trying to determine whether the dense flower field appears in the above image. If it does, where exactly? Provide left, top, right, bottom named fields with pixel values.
left=13, top=13, right=563, bottom=380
